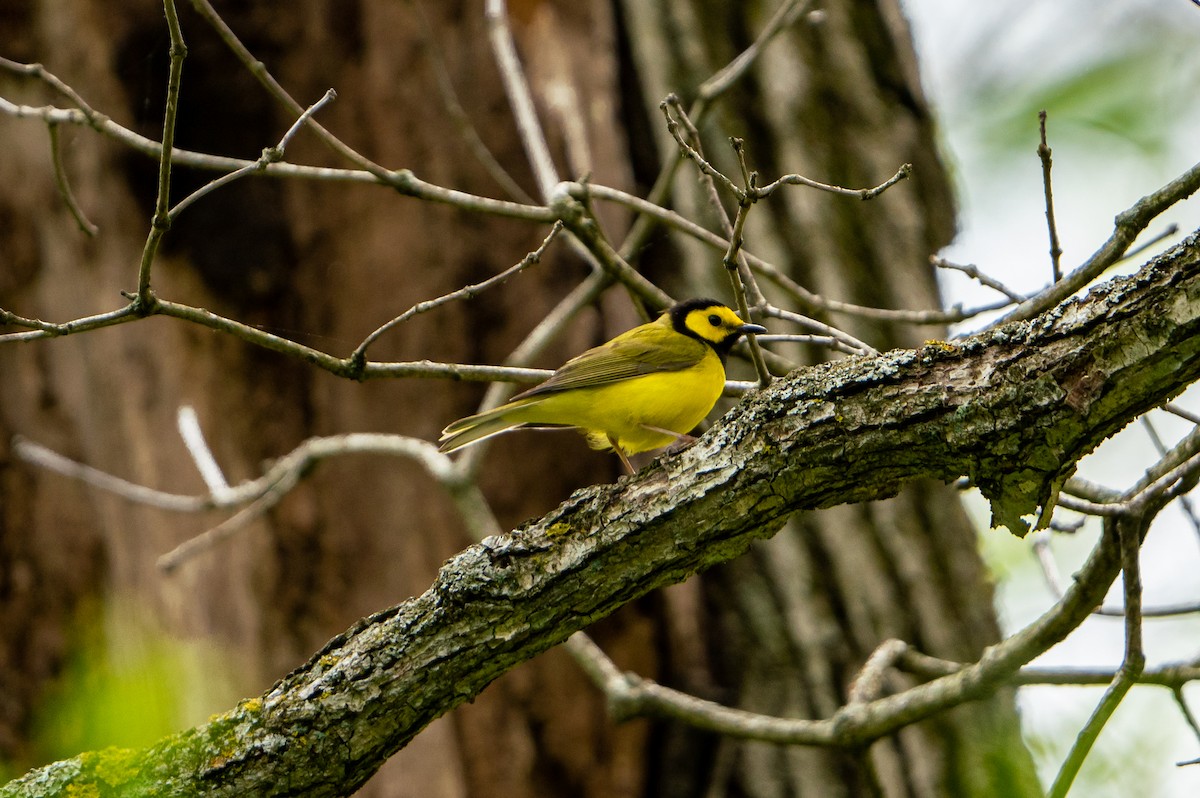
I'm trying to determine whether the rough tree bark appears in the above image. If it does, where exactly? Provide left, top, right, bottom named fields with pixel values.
left=5, top=223, right=1200, bottom=798
left=0, top=1, right=1045, bottom=796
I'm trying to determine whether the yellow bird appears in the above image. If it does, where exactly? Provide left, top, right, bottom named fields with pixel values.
left=439, top=298, right=766, bottom=472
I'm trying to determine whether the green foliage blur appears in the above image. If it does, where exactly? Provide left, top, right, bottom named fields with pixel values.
left=13, top=600, right=235, bottom=770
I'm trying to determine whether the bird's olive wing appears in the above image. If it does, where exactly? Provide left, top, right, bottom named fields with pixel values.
left=514, top=326, right=706, bottom=399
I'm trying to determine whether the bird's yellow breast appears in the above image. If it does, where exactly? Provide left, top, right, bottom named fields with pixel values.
left=509, top=347, right=726, bottom=454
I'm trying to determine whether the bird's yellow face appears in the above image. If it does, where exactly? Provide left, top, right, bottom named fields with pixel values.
left=682, top=304, right=751, bottom=344
left=669, top=301, right=762, bottom=354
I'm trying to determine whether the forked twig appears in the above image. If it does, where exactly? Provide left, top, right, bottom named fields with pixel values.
left=169, top=89, right=338, bottom=220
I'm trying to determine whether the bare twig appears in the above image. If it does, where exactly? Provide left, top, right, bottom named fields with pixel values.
left=0, top=304, right=141, bottom=342
left=134, top=0, right=188, bottom=305
left=1141, top=416, right=1200, bottom=543
left=764, top=305, right=878, bottom=357
left=189, top=0, right=391, bottom=181
left=754, top=333, right=861, bottom=354
left=575, top=182, right=1010, bottom=327
left=931, top=257, right=1025, bottom=304
left=722, top=199, right=770, bottom=378
left=1048, top=518, right=1146, bottom=798
left=1117, top=224, right=1179, bottom=264
left=548, top=186, right=672, bottom=308
left=695, top=0, right=812, bottom=103
left=1164, top=403, right=1200, bottom=426
left=0, top=56, right=103, bottom=120
left=2, top=292, right=555, bottom=383
left=618, top=0, right=811, bottom=260
left=1173, top=685, right=1200, bottom=756
left=755, top=162, right=912, bottom=200
left=46, top=122, right=98, bottom=235
left=848, top=639, right=908, bottom=704
left=0, top=93, right=557, bottom=221
left=659, top=101, right=768, bottom=383
left=1035, top=522, right=1199, bottom=618
left=1038, top=110, right=1064, bottom=283
left=14, top=430, right=501, bottom=572
left=177, top=406, right=231, bottom=500
left=14, top=436, right=212, bottom=512
left=415, top=1, right=534, bottom=204
left=484, top=0, right=559, bottom=200
left=997, top=158, right=1200, bottom=325
left=351, top=221, right=565, bottom=368
left=169, top=89, right=338, bottom=220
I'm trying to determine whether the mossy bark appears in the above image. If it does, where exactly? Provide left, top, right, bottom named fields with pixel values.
left=5, top=227, right=1198, bottom=798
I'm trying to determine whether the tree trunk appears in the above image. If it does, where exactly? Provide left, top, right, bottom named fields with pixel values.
left=0, top=1, right=1040, bottom=796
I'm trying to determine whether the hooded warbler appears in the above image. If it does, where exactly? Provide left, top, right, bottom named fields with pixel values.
left=439, top=298, right=765, bottom=472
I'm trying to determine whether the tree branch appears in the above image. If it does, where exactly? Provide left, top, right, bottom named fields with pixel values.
left=6, top=225, right=1200, bottom=795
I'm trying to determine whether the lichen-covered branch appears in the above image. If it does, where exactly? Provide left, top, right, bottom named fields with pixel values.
left=4, top=232, right=1200, bottom=797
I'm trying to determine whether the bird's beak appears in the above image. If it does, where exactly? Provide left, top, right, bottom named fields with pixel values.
left=738, top=323, right=767, bottom=336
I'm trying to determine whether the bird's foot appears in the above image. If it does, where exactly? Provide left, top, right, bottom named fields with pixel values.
left=640, top=425, right=697, bottom=454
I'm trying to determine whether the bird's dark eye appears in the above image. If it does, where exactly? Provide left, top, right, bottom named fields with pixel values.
left=708, top=314, right=721, bottom=327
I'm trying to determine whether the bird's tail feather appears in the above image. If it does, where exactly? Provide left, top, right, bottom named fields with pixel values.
left=439, top=400, right=552, bottom=452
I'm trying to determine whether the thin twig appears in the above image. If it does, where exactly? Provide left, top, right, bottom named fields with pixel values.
left=484, top=0, right=559, bottom=200
left=352, top=221, right=564, bottom=367
left=14, top=436, right=212, bottom=512
left=0, top=56, right=103, bottom=120
left=549, top=186, right=673, bottom=308
left=135, top=0, right=188, bottom=305
left=695, top=0, right=812, bottom=103
left=722, top=191, right=771, bottom=384
left=1141, top=416, right=1200, bottom=541
left=1038, top=110, right=1064, bottom=283
left=1033, top=526, right=1200, bottom=617
left=189, top=0, right=392, bottom=181
left=46, top=122, right=98, bottom=235
left=931, top=257, right=1025, bottom=303
left=1173, top=686, right=1200, bottom=766
left=997, top=157, right=1200, bottom=325
left=659, top=102, right=769, bottom=383
left=620, top=0, right=811, bottom=260
left=2, top=288, right=559, bottom=384
left=848, top=639, right=907, bottom=704
left=169, top=89, right=337, bottom=220
left=1048, top=518, right=1146, bottom=798
left=0, top=94, right=557, bottom=221
left=0, top=303, right=141, bottom=341
left=754, top=333, right=860, bottom=354
left=1164, top=403, right=1200, bottom=426
left=1117, top=224, right=1179, bottom=264
left=176, top=406, right=231, bottom=500
left=414, top=1, right=534, bottom=204
left=576, top=181, right=1010, bottom=326
left=15, top=432, right=483, bottom=570
left=765, top=305, right=878, bottom=356
left=755, top=162, right=912, bottom=200
left=158, top=473, right=301, bottom=572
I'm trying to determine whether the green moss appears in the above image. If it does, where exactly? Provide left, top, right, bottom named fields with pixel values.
left=88, top=748, right=140, bottom=786
left=63, top=786, right=99, bottom=798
